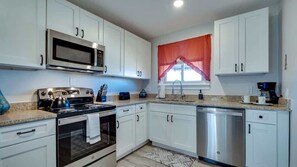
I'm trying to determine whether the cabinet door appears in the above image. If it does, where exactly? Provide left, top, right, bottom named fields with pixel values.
left=0, top=136, right=56, bottom=167
left=0, top=0, right=46, bottom=69
left=124, top=31, right=139, bottom=78
left=79, top=9, right=103, bottom=44
left=103, top=21, right=124, bottom=76
left=246, top=122, right=277, bottom=167
left=47, top=0, right=79, bottom=37
left=149, top=111, right=170, bottom=146
left=137, top=39, right=151, bottom=79
left=116, top=115, right=135, bottom=159
left=171, top=114, right=196, bottom=153
left=135, top=111, right=148, bottom=146
left=214, top=16, right=239, bottom=75
left=239, top=8, right=269, bottom=74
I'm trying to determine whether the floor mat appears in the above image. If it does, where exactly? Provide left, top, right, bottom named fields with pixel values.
left=144, top=147, right=195, bottom=167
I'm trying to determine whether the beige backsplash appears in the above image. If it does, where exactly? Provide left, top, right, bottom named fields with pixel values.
left=7, top=94, right=290, bottom=112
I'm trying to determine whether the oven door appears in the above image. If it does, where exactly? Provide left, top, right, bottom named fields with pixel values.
left=47, top=29, right=105, bottom=72
left=57, top=113, right=116, bottom=167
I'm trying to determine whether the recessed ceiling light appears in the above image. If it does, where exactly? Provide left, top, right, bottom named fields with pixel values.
left=173, top=0, right=184, bottom=8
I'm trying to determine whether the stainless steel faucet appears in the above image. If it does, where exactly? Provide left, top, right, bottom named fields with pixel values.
left=172, top=80, right=184, bottom=98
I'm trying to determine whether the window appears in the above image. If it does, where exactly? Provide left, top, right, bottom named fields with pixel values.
left=165, top=61, right=203, bottom=83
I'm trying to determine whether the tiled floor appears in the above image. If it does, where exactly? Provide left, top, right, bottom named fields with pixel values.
left=117, top=145, right=218, bottom=167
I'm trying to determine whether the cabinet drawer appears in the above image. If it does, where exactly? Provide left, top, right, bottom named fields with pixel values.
left=171, top=105, right=196, bottom=116
left=149, top=103, right=170, bottom=113
left=246, top=110, right=277, bottom=125
left=136, top=103, right=147, bottom=113
left=0, top=119, right=55, bottom=148
left=116, top=105, right=135, bottom=118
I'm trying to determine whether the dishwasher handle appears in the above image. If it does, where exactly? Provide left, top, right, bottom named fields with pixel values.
left=197, top=107, right=243, bottom=117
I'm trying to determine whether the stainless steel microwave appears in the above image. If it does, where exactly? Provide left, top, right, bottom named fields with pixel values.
left=47, top=29, right=105, bottom=73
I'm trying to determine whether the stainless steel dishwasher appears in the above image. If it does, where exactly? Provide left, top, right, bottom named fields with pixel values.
left=197, top=107, right=245, bottom=167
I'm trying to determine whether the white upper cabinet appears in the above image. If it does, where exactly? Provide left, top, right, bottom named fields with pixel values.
left=103, top=21, right=124, bottom=76
left=47, top=0, right=79, bottom=37
left=214, top=16, right=239, bottom=74
left=79, top=9, right=103, bottom=44
left=0, top=0, right=46, bottom=69
left=124, top=31, right=151, bottom=79
left=47, top=0, right=103, bottom=44
left=214, top=7, right=269, bottom=75
left=239, top=8, right=269, bottom=73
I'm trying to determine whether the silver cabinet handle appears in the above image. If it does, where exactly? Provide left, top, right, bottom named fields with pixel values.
left=123, top=109, right=129, bottom=112
left=17, top=129, right=36, bottom=135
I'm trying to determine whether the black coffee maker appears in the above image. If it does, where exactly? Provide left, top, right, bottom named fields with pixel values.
left=257, top=82, right=279, bottom=104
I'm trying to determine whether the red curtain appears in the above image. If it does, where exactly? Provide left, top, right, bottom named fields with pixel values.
left=158, top=34, right=211, bottom=81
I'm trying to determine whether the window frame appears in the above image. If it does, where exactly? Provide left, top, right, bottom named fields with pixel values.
left=164, top=62, right=210, bottom=86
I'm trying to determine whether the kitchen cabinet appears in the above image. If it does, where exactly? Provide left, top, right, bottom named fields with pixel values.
left=246, top=122, right=276, bottom=167
left=47, top=0, right=103, bottom=44
left=245, top=110, right=289, bottom=167
left=116, top=104, right=148, bottom=160
left=135, top=104, right=148, bottom=147
left=103, top=21, right=124, bottom=76
left=171, top=114, right=196, bottom=153
left=0, top=0, right=46, bottom=69
left=124, top=31, right=151, bottom=79
left=0, top=119, right=56, bottom=167
left=116, top=106, right=135, bottom=160
left=149, top=103, right=197, bottom=154
left=79, top=9, right=104, bottom=44
left=214, top=7, right=269, bottom=75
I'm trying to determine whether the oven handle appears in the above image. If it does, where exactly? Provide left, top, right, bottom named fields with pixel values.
left=58, top=110, right=116, bottom=126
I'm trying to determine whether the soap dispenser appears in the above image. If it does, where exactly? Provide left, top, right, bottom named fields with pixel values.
left=198, top=90, right=204, bottom=100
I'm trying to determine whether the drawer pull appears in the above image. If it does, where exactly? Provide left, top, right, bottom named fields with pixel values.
left=171, top=115, right=173, bottom=123
left=17, top=129, right=36, bottom=135
left=123, top=109, right=129, bottom=112
left=137, top=115, right=139, bottom=122
left=117, top=121, right=119, bottom=128
left=167, top=115, right=169, bottom=122
left=140, top=107, right=143, bottom=109
left=259, top=115, right=263, bottom=119
left=248, top=124, right=251, bottom=134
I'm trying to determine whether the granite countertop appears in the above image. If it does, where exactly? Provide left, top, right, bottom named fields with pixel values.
left=96, top=98, right=290, bottom=112
left=0, top=110, right=57, bottom=127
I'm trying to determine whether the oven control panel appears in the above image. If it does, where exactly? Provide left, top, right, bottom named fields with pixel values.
left=38, top=87, right=94, bottom=100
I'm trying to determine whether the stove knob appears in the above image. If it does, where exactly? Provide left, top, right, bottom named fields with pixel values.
left=41, top=91, right=47, bottom=96
left=48, top=91, right=53, bottom=96
left=90, top=90, right=93, bottom=95
left=86, top=90, right=90, bottom=94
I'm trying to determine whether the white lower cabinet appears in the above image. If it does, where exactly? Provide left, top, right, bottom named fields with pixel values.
left=246, top=122, right=276, bottom=167
left=149, top=111, right=170, bottom=145
left=171, top=114, right=196, bottom=153
left=0, top=135, right=56, bottom=167
left=116, top=114, right=135, bottom=159
left=245, top=110, right=289, bottom=167
left=116, top=104, right=148, bottom=160
left=0, top=119, right=56, bottom=167
left=149, top=103, right=197, bottom=155
left=135, top=111, right=148, bottom=147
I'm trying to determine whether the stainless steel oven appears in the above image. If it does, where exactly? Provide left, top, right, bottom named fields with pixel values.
left=47, top=29, right=105, bottom=73
left=57, top=110, right=116, bottom=167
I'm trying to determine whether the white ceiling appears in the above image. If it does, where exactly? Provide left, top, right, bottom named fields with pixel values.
left=68, top=0, right=280, bottom=40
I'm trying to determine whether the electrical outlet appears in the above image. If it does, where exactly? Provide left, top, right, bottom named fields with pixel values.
left=248, top=86, right=253, bottom=95
left=69, top=77, right=76, bottom=87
